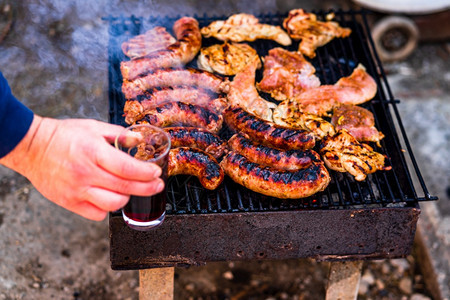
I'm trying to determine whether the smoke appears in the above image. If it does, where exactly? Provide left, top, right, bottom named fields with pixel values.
left=1, top=0, right=293, bottom=120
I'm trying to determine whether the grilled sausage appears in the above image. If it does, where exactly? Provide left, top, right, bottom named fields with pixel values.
left=121, top=17, right=202, bottom=80
left=220, top=151, right=330, bottom=199
left=168, top=147, right=224, bottom=190
left=223, top=106, right=315, bottom=150
left=139, top=101, right=223, bottom=134
left=123, top=86, right=228, bottom=124
left=164, top=127, right=227, bottom=158
left=122, top=68, right=229, bottom=100
left=228, top=133, right=321, bottom=170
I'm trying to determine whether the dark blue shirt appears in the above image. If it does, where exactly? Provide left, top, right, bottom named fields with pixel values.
left=0, top=72, right=34, bottom=158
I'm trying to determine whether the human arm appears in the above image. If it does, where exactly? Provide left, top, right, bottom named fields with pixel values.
left=0, top=116, right=165, bottom=221
left=0, top=73, right=163, bottom=221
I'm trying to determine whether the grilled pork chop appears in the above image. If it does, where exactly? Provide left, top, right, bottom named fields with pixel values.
left=257, top=47, right=321, bottom=100
left=296, top=64, right=377, bottom=105
left=331, top=104, right=385, bottom=146
left=278, top=64, right=377, bottom=117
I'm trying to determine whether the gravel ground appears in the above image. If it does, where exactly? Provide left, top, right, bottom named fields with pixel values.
left=0, top=1, right=449, bottom=299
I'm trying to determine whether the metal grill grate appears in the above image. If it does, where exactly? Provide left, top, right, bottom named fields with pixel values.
left=104, top=10, right=437, bottom=216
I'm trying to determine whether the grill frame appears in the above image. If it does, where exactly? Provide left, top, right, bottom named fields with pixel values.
left=105, top=10, right=436, bottom=270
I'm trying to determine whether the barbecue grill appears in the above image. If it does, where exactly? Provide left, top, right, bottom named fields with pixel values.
left=104, top=10, right=438, bottom=271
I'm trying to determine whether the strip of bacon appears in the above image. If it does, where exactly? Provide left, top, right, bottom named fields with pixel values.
left=121, top=27, right=176, bottom=59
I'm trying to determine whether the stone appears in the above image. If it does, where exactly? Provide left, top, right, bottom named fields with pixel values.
left=361, top=269, right=375, bottom=285
left=390, top=258, right=410, bottom=274
left=410, top=293, right=431, bottom=300
left=358, top=281, right=369, bottom=295
left=398, top=277, right=413, bottom=295
left=222, top=271, right=233, bottom=280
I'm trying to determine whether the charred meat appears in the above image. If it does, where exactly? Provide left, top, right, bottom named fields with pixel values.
left=319, top=129, right=391, bottom=181
left=123, top=87, right=227, bottom=124
left=220, top=151, right=330, bottom=199
left=139, top=101, right=223, bottom=134
left=228, top=132, right=322, bottom=170
left=224, top=105, right=315, bottom=150
left=168, top=147, right=224, bottom=190
left=273, top=102, right=336, bottom=140
left=164, top=127, right=227, bottom=159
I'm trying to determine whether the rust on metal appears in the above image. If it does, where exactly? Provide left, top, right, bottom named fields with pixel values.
left=110, top=205, right=420, bottom=270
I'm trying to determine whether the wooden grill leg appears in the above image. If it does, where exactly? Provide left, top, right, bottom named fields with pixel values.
left=139, top=267, right=175, bottom=300
left=325, top=261, right=363, bottom=300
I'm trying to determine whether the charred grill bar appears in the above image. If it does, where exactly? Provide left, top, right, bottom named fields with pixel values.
left=106, top=10, right=437, bottom=270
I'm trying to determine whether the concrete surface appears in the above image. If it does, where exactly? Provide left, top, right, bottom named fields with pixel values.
left=0, top=1, right=448, bottom=299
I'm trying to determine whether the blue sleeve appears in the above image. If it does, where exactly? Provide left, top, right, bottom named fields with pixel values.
left=0, top=72, right=34, bottom=158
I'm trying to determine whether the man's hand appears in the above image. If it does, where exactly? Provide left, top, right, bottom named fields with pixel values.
left=0, top=116, right=164, bottom=221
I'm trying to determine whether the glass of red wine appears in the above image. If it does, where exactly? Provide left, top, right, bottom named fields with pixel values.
left=115, top=124, right=171, bottom=231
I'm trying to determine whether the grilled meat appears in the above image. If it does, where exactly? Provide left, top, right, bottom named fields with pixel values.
left=296, top=64, right=377, bottom=106
left=257, top=47, right=320, bottom=100
left=220, top=151, right=330, bottom=199
left=228, top=132, right=321, bottom=171
left=277, top=97, right=336, bottom=117
left=123, top=87, right=227, bottom=124
left=121, top=17, right=202, bottom=81
left=283, top=9, right=351, bottom=58
left=197, top=42, right=259, bottom=76
left=121, top=26, right=176, bottom=60
left=330, top=64, right=378, bottom=105
left=164, top=127, right=227, bottom=159
left=319, top=129, right=391, bottom=181
left=283, top=64, right=377, bottom=117
left=224, top=105, right=315, bottom=150
left=122, top=68, right=229, bottom=100
left=201, top=13, right=292, bottom=46
left=168, top=147, right=224, bottom=190
left=227, top=58, right=277, bottom=121
left=139, top=101, right=223, bottom=134
left=273, top=102, right=336, bottom=140
left=331, top=104, right=385, bottom=146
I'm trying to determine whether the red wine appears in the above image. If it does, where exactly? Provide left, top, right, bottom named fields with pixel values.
left=123, top=192, right=167, bottom=223
left=122, top=160, right=168, bottom=229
